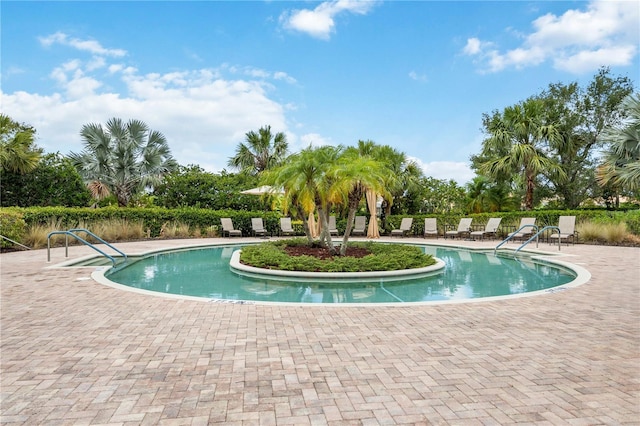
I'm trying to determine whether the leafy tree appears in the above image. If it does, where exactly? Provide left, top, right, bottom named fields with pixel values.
left=476, top=98, right=566, bottom=210
left=539, top=67, right=634, bottom=208
left=153, top=165, right=269, bottom=210
left=228, top=125, right=288, bottom=175
left=408, top=177, right=466, bottom=214
left=1, top=153, right=92, bottom=207
left=69, top=118, right=178, bottom=207
left=598, top=93, right=640, bottom=191
left=0, top=114, right=42, bottom=174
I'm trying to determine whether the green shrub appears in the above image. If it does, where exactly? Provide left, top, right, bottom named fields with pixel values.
left=239, top=239, right=436, bottom=272
left=0, top=208, right=27, bottom=248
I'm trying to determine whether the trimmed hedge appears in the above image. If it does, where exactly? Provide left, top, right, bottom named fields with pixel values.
left=385, top=209, right=640, bottom=237
left=0, top=208, right=27, bottom=248
left=5, top=206, right=283, bottom=238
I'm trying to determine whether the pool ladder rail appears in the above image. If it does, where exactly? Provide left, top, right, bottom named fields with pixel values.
left=495, top=225, right=562, bottom=256
left=47, top=228, right=127, bottom=266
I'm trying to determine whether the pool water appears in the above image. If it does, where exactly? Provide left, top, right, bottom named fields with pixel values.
left=103, top=244, right=577, bottom=304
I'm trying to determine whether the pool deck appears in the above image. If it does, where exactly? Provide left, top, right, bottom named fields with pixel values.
left=1, top=237, right=638, bottom=425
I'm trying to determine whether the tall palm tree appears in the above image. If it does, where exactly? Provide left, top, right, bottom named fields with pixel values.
left=69, top=118, right=178, bottom=207
left=597, top=93, right=640, bottom=191
left=0, top=114, right=41, bottom=174
left=228, top=125, right=288, bottom=175
left=478, top=98, right=566, bottom=210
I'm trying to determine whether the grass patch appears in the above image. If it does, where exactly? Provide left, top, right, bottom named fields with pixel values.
left=239, top=238, right=436, bottom=272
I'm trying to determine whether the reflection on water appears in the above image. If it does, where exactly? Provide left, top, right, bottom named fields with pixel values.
left=105, top=245, right=575, bottom=304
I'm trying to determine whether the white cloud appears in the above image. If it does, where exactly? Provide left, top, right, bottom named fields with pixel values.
left=39, top=32, right=127, bottom=57
left=2, top=34, right=297, bottom=173
left=408, top=71, right=428, bottom=82
left=409, top=157, right=475, bottom=185
left=462, top=0, right=639, bottom=74
left=297, top=133, right=333, bottom=150
left=280, top=0, right=378, bottom=40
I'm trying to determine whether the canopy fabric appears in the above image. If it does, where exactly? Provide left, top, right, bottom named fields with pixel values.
left=308, top=212, right=320, bottom=238
left=366, top=189, right=380, bottom=239
left=240, top=185, right=284, bottom=195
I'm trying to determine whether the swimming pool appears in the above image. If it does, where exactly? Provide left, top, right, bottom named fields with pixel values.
left=94, top=243, right=588, bottom=304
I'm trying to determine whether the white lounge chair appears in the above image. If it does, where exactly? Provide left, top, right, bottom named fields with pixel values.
left=220, top=218, right=242, bottom=237
left=470, top=217, right=502, bottom=240
left=328, top=216, right=339, bottom=236
left=279, top=217, right=295, bottom=236
left=351, top=216, right=367, bottom=236
left=423, top=218, right=438, bottom=238
left=549, top=216, right=577, bottom=245
left=391, top=218, right=413, bottom=237
left=251, top=217, right=267, bottom=237
left=508, top=217, right=536, bottom=241
left=445, top=218, right=472, bottom=239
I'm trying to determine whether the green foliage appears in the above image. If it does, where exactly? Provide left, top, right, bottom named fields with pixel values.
left=153, top=166, right=270, bottom=210
left=0, top=208, right=27, bottom=248
left=69, top=117, right=178, bottom=207
left=16, top=206, right=283, bottom=238
left=1, top=153, right=92, bottom=207
left=240, top=239, right=436, bottom=272
left=0, top=114, right=42, bottom=174
left=387, top=209, right=640, bottom=237
left=228, top=125, right=289, bottom=175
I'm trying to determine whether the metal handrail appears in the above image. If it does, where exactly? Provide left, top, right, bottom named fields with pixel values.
left=0, top=234, right=31, bottom=250
left=515, top=226, right=562, bottom=254
left=47, top=229, right=127, bottom=265
left=494, top=224, right=538, bottom=254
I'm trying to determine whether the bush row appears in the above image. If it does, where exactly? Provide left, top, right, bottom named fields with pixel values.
left=1, top=207, right=639, bottom=249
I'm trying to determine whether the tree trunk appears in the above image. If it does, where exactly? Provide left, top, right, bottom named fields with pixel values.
left=524, top=168, right=535, bottom=210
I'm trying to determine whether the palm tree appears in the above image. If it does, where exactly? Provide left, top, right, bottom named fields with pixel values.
left=0, top=114, right=41, bottom=174
left=333, top=148, right=390, bottom=255
left=228, top=125, right=288, bottom=175
left=69, top=118, right=178, bottom=207
left=263, top=146, right=342, bottom=252
left=597, top=93, right=640, bottom=191
left=478, top=98, right=566, bottom=210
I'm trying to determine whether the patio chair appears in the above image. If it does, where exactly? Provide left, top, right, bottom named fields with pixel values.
left=251, top=217, right=268, bottom=238
left=391, top=217, right=413, bottom=237
left=351, top=216, right=367, bottom=236
left=508, top=217, right=536, bottom=241
left=423, top=218, right=438, bottom=238
left=220, top=218, right=242, bottom=237
left=279, top=217, right=296, bottom=236
left=470, top=217, right=502, bottom=240
left=445, top=218, right=473, bottom=239
left=549, top=215, right=578, bottom=245
left=328, top=216, right=339, bottom=236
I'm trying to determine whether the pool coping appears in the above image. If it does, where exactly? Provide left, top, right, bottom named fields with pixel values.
left=87, top=239, right=591, bottom=307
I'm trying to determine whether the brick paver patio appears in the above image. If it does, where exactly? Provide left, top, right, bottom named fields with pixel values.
left=1, top=238, right=638, bottom=425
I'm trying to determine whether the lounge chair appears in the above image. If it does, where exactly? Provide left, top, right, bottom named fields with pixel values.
left=251, top=217, right=268, bottom=238
left=549, top=215, right=578, bottom=245
left=328, top=216, right=339, bottom=236
left=351, top=216, right=367, bottom=236
left=445, top=218, right=473, bottom=239
left=470, top=217, right=502, bottom=240
left=391, top=217, right=413, bottom=237
left=220, top=218, right=242, bottom=237
left=508, top=217, right=536, bottom=241
left=279, top=217, right=296, bottom=236
left=423, top=218, right=438, bottom=238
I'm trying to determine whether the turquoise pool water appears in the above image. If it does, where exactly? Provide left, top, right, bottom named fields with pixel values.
left=102, top=244, right=577, bottom=304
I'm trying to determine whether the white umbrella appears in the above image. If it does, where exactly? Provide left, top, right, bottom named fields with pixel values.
left=240, top=185, right=284, bottom=195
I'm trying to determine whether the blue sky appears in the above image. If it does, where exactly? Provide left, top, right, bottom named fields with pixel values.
left=2, top=1, right=638, bottom=184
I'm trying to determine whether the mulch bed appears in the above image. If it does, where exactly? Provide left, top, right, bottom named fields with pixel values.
left=284, top=245, right=371, bottom=260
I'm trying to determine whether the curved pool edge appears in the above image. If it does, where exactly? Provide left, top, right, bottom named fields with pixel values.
left=228, top=249, right=446, bottom=281
left=87, top=240, right=593, bottom=306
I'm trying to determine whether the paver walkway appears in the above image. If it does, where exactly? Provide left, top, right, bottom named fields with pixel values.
left=1, top=238, right=639, bottom=425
